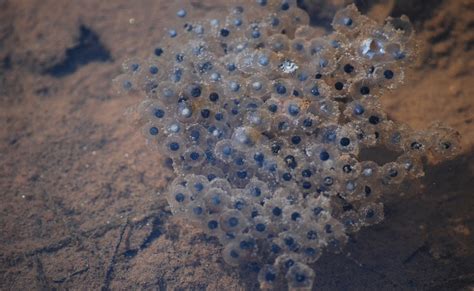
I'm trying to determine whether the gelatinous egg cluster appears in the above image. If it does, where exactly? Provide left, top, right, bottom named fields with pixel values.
left=115, top=1, right=460, bottom=289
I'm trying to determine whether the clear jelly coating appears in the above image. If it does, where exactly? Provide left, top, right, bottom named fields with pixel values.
left=115, top=1, right=461, bottom=289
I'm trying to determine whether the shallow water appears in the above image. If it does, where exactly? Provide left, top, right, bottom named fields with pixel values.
left=0, top=0, right=473, bottom=290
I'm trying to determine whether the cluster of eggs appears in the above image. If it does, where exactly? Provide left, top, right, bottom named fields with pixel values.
left=115, top=1, right=460, bottom=289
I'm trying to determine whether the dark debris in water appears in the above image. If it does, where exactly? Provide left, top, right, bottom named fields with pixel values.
left=44, top=25, right=111, bottom=78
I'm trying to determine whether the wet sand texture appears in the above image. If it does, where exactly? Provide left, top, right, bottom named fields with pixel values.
left=1, top=0, right=473, bottom=290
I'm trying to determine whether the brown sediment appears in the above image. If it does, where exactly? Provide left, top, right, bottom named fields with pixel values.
left=0, top=0, right=473, bottom=290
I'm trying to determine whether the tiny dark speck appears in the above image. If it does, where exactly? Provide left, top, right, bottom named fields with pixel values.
left=35, top=87, right=50, bottom=97
left=2, top=55, right=12, bottom=70
left=44, top=25, right=111, bottom=78
left=9, top=137, right=18, bottom=145
left=123, top=249, right=138, bottom=258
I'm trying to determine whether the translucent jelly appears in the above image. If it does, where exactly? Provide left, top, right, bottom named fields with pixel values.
left=115, top=1, right=461, bottom=289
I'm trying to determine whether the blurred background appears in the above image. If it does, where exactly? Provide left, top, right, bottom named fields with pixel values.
left=0, top=0, right=473, bottom=289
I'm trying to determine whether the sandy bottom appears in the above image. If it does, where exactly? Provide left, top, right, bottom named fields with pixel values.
left=1, top=0, right=473, bottom=290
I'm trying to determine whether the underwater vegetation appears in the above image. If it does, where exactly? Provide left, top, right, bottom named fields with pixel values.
left=115, top=1, right=461, bottom=289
